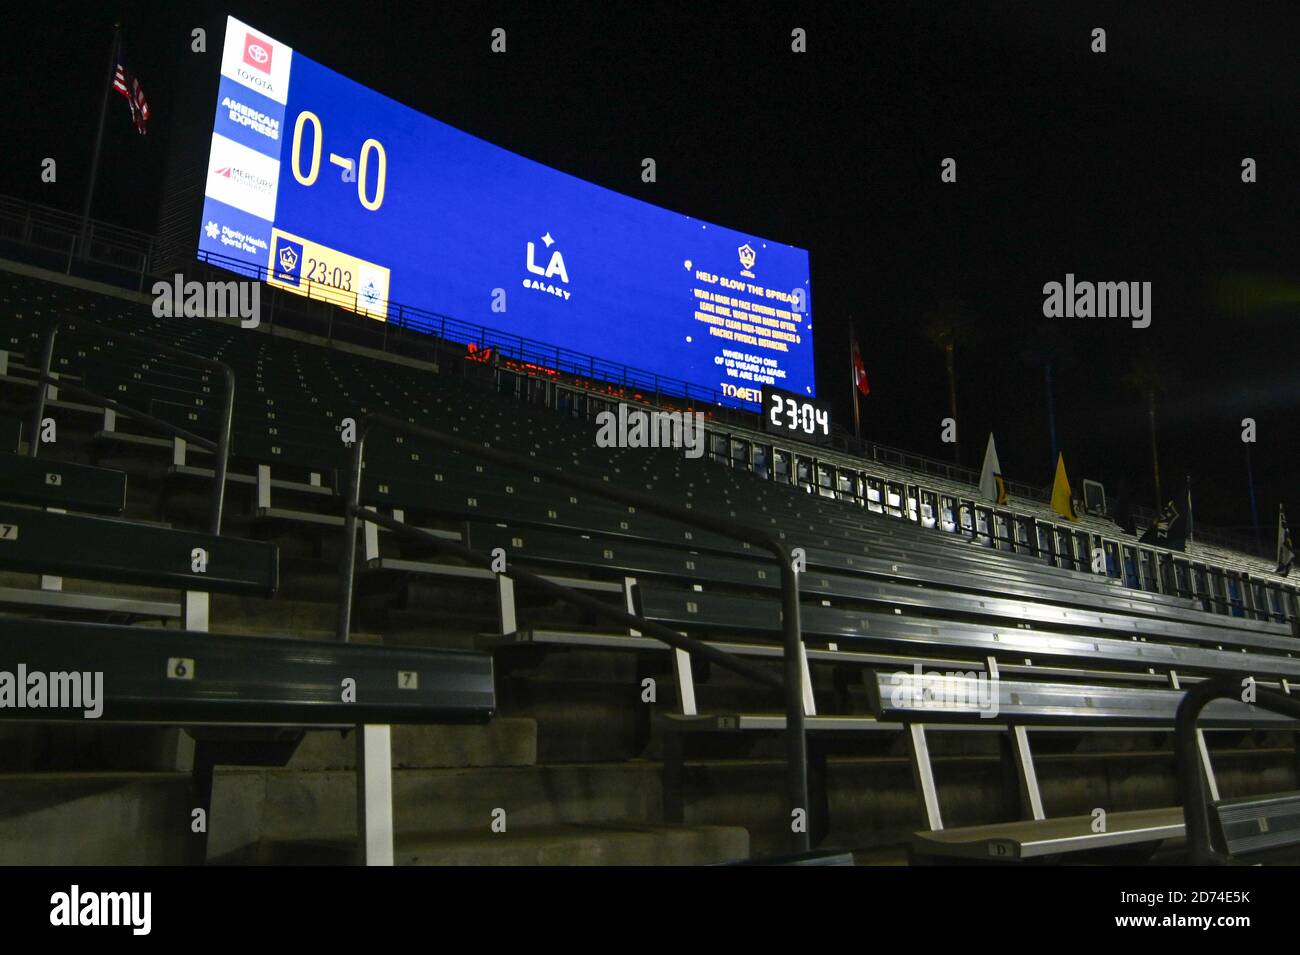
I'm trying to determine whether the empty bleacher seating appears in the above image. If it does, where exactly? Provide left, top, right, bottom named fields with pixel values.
left=1, top=262, right=1298, bottom=865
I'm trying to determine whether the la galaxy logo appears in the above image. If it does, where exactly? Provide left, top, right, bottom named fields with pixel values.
left=274, top=239, right=303, bottom=286
left=523, top=231, right=571, bottom=301
left=738, top=243, right=756, bottom=279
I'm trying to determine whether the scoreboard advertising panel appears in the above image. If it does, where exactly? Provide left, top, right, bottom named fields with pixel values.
left=197, top=17, right=815, bottom=406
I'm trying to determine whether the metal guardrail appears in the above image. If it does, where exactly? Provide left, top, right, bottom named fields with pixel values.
left=1175, top=674, right=1300, bottom=865
left=196, top=248, right=740, bottom=411
left=0, top=195, right=154, bottom=286
left=334, top=413, right=812, bottom=852
left=0, top=191, right=1271, bottom=559
left=27, top=318, right=234, bottom=535
left=828, top=423, right=1049, bottom=503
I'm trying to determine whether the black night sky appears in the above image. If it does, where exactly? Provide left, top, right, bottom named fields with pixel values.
left=5, top=0, right=1298, bottom=541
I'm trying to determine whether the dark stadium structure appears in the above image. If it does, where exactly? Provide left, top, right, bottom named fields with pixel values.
left=2, top=5, right=1298, bottom=874
left=0, top=241, right=1297, bottom=864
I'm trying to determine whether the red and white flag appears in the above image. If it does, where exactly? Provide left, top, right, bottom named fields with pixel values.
left=113, top=58, right=150, bottom=135
left=851, top=336, right=870, bottom=396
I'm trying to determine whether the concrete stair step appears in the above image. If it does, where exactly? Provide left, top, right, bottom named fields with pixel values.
left=232, top=821, right=750, bottom=865
left=0, top=771, right=193, bottom=864
left=211, top=593, right=341, bottom=632
left=0, top=571, right=178, bottom=605
left=207, top=760, right=666, bottom=859
left=213, top=623, right=385, bottom=644
left=0, top=725, right=193, bottom=772
left=2, top=747, right=1288, bottom=864
left=288, top=720, right=537, bottom=770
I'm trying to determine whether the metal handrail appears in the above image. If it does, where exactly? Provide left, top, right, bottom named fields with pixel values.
left=27, top=319, right=235, bottom=535
left=0, top=186, right=1266, bottom=555
left=335, top=413, right=811, bottom=850
left=1175, top=674, right=1300, bottom=864
left=197, top=249, right=737, bottom=410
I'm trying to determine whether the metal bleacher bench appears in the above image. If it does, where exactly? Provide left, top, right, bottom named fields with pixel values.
left=490, top=567, right=1300, bottom=859
left=0, top=616, right=495, bottom=865
left=0, top=416, right=20, bottom=453
left=466, top=521, right=1278, bottom=638
left=633, top=582, right=1300, bottom=663
left=868, top=670, right=1300, bottom=862
left=1211, top=791, right=1300, bottom=858
left=0, top=617, right=494, bottom=725
left=0, top=450, right=126, bottom=514
left=0, top=489, right=279, bottom=622
left=0, top=501, right=276, bottom=607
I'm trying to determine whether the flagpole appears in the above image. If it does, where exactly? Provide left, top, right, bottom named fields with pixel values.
left=1278, top=504, right=1292, bottom=575
left=1244, top=442, right=1261, bottom=551
left=80, top=22, right=121, bottom=256
left=1276, top=503, right=1282, bottom=566
left=1146, top=390, right=1162, bottom=510
left=849, top=321, right=861, bottom=444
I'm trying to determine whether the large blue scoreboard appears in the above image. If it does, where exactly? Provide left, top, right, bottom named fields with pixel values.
left=197, top=17, right=815, bottom=405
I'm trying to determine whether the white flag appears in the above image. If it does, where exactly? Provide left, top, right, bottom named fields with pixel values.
left=978, top=434, right=1006, bottom=504
left=1278, top=506, right=1295, bottom=577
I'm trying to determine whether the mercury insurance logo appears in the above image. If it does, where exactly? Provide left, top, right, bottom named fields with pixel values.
left=211, top=160, right=275, bottom=200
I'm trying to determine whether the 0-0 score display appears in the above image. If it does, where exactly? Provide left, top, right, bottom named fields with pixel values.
left=761, top=387, right=832, bottom=445
left=197, top=16, right=815, bottom=408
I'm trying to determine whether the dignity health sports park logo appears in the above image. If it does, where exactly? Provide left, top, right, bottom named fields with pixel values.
left=203, top=218, right=268, bottom=258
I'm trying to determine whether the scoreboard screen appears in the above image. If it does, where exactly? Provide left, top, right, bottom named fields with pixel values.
left=761, top=387, right=832, bottom=445
left=197, top=16, right=815, bottom=407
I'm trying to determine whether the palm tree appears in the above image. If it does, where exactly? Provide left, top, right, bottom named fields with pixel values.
left=922, top=298, right=979, bottom=465
left=1122, top=348, right=1173, bottom=509
left=1019, top=324, right=1076, bottom=471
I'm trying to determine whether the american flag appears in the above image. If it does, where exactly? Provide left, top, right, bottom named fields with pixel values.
left=112, top=59, right=150, bottom=135
left=851, top=335, right=870, bottom=396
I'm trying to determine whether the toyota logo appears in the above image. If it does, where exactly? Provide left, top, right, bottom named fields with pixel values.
left=242, top=33, right=273, bottom=72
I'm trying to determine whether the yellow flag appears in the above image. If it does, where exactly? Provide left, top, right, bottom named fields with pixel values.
left=1051, top=452, right=1078, bottom=522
